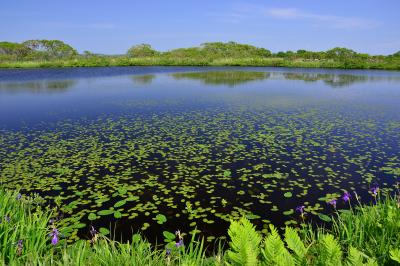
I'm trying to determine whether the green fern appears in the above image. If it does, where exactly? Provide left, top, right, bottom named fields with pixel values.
left=284, top=227, right=308, bottom=265
left=227, top=217, right=262, bottom=266
left=346, top=247, right=378, bottom=266
left=390, top=248, right=400, bottom=264
left=261, top=224, right=295, bottom=266
left=318, top=234, right=342, bottom=266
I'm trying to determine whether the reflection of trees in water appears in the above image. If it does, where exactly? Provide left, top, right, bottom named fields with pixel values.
left=170, top=70, right=400, bottom=88
left=171, top=71, right=271, bottom=87
left=131, top=74, right=156, bottom=85
left=0, top=80, right=76, bottom=93
left=279, top=72, right=400, bottom=88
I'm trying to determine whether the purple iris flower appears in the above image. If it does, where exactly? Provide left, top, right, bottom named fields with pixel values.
left=16, top=240, right=23, bottom=256
left=342, top=192, right=351, bottom=203
left=175, top=239, right=184, bottom=248
left=370, top=186, right=379, bottom=196
left=50, top=228, right=59, bottom=245
left=295, top=205, right=305, bottom=214
left=328, top=199, right=337, bottom=208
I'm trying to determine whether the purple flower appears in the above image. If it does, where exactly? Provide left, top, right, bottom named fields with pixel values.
left=342, top=192, right=351, bottom=203
left=166, top=248, right=172, bottom=256
left=52, top=235, right=58, bottom=245
left=16, top=240, right=23, bottom=256
left=49, top=228, right=59, bottom=245
left=16, top=193, right=22, bottom=200
left=175, top=239, right=184, bottom=248
left=4, top=216, right=10, bottom=223
left=370, top=186, right=379, bottom=196
left=328, top=199, right=337, bottom=208
left=295, top=205, right=305, bottom=214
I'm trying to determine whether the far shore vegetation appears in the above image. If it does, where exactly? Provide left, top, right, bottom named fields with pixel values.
left=1, top=40, right=399, bottom=70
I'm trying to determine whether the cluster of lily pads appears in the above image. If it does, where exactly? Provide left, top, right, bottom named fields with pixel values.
left=0, top=73, right=399, bottom=245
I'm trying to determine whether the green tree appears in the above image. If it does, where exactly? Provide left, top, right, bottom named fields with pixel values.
left=127, top=44, right=158, bottom=57
left=22, top=39, right=77, bottom=59
left=326, top=47, right=357, bottom=59
left=392, top=51, right=400, bottom=57
left=0, top=42, right=31, bottom=58
left=201, top=42, right=271, bottom=58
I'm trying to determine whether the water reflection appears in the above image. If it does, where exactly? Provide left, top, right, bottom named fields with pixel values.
left=280, top=73, right=371, bottom=88
left=131, top=74, right=156, bottom=85
left=169, top=71, right=400, bottom=88
left=170, top=71, right=270, bottom=87
left=0, top=80, right=76, bottom=94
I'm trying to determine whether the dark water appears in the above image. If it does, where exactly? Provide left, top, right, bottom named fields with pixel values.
left=0, top=66, right=399, bottom=245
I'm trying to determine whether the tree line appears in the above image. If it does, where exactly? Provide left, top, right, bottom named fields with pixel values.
left=1, top=39, right=399, bottom=60
left=0, top=40, right=399, bottom=69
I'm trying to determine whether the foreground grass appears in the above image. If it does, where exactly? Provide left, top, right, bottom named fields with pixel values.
left=1, top=56, right=400, bottom=70
left=1, top=189, right=399, bottom=265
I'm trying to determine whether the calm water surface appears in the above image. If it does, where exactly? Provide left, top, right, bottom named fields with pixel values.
left=0, top=67, right=399, bottom=244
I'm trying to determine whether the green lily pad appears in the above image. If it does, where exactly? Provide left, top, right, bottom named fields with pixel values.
left=98, top=209, right=114, bottom=216
left=163, top=231, right=175, bottom=240
left=99, top=227, right=110, bottom=235
left=114, top=200, right=126, bottom=208
left=88, top=213, right=97, bottom=221
left=114, top=211, right=122, bottom=218
left=318, top=213, right=332, bottom=222
left=284, top=192, right=293, bottom=198
left=155, top=214, right=167, bottom=224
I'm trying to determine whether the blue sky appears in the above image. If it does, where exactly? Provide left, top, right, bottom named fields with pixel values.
left=1, top=0, right=399, bottom=55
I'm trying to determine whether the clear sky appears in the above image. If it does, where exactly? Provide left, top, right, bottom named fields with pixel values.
left=1, top=0, right=399, bottom=55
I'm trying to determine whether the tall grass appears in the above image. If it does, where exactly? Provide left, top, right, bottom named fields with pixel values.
left=1, top=188, right=399, bottom=265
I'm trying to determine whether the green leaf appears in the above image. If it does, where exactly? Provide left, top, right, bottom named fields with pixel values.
left=163, top=231, right=175, bottom=240
left=390, top=248, right=400, bottom=263
left=114, top=200, right=126, bottom=208
left=72, top=222, right=86, bottom=229
left=224, top=170, right=232, bottom=177
left=319, top=234, right=342, bottom=265
left=245, top=214, right=261, bottom=220
left=97, top=209, right=114, bottom=216
left=227, top=217, right=262, bottom=266
left=284, top=227, right=307, bottom=265
left=88, top=213, right=97, bottom=221
left=114, top=211, right=122, bottom=218
left=155, top=214, right=167, bottom=224
left=262, top=224, right=294, bottom=266
left=284, top=192, right=293, bottom=198
left=99, top=227, right=110, bottom=235
left=318, top=213, right=332, bottom=222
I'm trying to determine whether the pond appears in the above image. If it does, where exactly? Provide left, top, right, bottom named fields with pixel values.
left=0, top=66, right=399, bottom=244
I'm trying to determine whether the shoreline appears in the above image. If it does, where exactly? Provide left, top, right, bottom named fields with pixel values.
left=1, top=57, right=399, bottom=71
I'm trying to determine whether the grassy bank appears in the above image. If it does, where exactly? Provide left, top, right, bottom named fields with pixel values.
left=1, top=56, right=400, bottom=70
left=1, top=40, right=400, bottom=70
left=1, top=189, right=399, bottom=265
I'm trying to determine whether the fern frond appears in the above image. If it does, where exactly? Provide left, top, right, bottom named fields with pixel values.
left=261, top=224, right=294, bottom=266
left=390, top=248, right=400, bottom=263
left=284, top=227, right=307, bottom=265
left=346, top=247, right=377, bottom=266
left=227, top=217, right=262, bottom=266
left=319, top=233, right=342, bottom=266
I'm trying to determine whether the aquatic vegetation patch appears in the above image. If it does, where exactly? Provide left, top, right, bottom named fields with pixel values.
left=0, top=87, right=399, bottom=245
